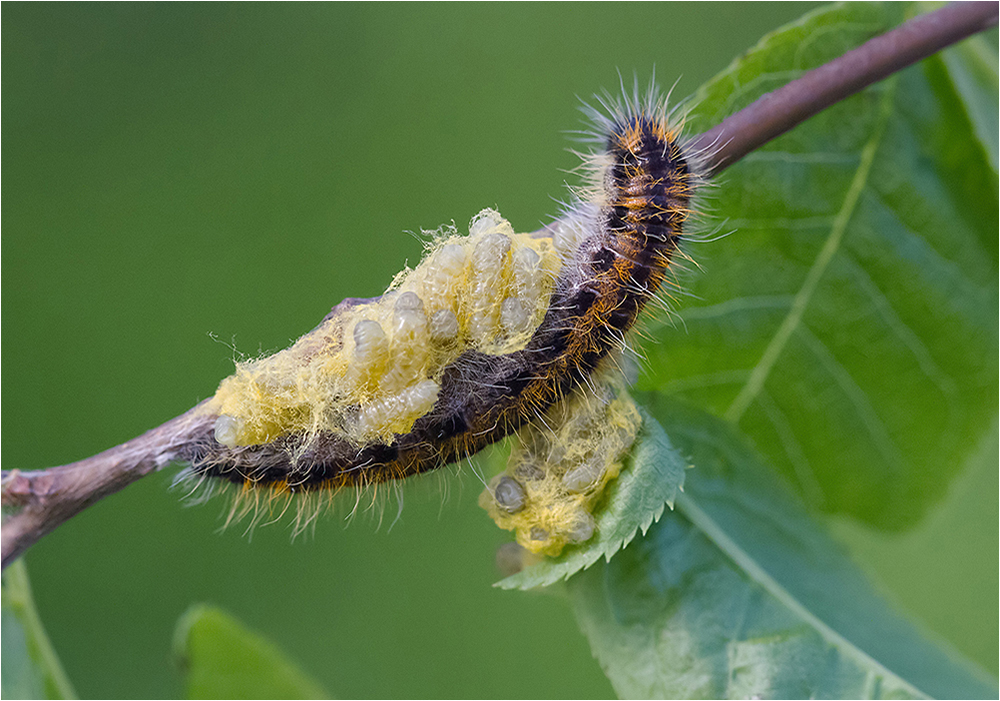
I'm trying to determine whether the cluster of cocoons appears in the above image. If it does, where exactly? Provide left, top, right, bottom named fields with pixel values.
left=203, top=209, right=560, bottom=451
left=194, top=88, right=694, bottom=556
left=201, top=207, right=649, bottom=554
left=478, top=366, right=642, bottom=556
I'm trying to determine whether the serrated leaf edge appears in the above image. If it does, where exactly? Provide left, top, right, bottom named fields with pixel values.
left=497, top=411, right=684, bottom=590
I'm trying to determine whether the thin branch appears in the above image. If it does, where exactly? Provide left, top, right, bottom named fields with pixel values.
left=690, top=1, right=998, bottom=177
left=2, top=2, right=995, bottom=570
left=2, top=408, right=212, bottom=569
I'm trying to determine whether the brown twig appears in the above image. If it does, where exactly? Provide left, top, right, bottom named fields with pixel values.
left=2, top=2, right=995, bottom=570
left=2, top=408, right=213, bottom=569
left=689, top=1, right=998, bottom=177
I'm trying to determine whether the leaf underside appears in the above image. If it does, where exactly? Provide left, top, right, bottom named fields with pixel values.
left=567, top=396, right=996, bottom=700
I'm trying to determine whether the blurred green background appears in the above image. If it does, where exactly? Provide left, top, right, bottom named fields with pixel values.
left=3, top=3, right=994, bottom=699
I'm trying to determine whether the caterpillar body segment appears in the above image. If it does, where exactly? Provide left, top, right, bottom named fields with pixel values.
left=181, top=86, right=697, bottom=553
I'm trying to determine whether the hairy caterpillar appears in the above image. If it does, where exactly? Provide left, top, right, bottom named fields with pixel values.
left=177, top=84, right=698, bottom=553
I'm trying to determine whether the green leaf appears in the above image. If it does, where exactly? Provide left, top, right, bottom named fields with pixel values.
left=173, top=604, right=328, bottom=700
left=1, top=560, right=76, bottom=700
left=639, top=2, right=999, bottom=529
left=498, top=407, right=687, bottom=590
left=934, top=29, right=999, bottom=171
left=567, top=396, right=998, bottom=699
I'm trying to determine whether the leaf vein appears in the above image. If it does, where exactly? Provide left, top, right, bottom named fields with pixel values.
left=724, top=77, right=894, bottom=424
left=755, top=389, right=824, bottom=507
left=743, top=151, right=859, bottom=164
left=842, top=254, right=959, bottom=401
left=675, top=492, right=927, bottom=699
left=657, top=369, right=751, bottom=396
left=795, top=324, right=906, bottom=475
left=679, top=295, right=795, bottom=322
